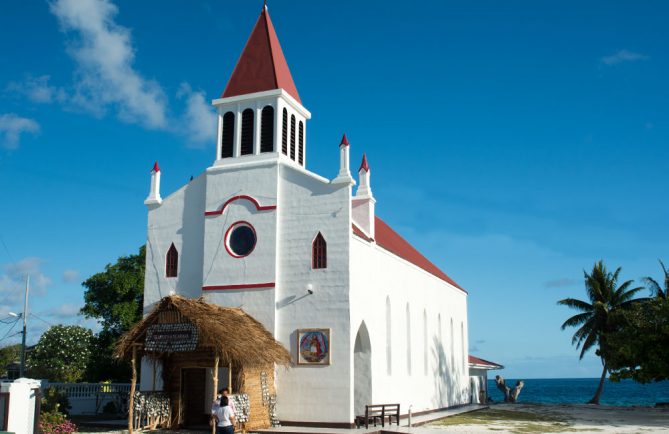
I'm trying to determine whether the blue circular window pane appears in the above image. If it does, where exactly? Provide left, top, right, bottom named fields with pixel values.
left=229, top=225, right=256, bottom=256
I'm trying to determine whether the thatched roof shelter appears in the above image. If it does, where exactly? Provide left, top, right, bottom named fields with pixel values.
left=115, top=295, right=290, bottom=366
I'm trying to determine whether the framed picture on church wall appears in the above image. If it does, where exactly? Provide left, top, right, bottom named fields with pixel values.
left=297, top=328, right=331, bottom=365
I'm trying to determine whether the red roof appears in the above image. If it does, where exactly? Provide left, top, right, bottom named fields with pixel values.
left=352, top=217, right=465, bottom=292
left=222, top=7, right=301, bottom=103
left=469, top=355, right=503, bottom=369
left=340, top=133, right=350, bottom=147
left=152, top=161, right=160, bottom=173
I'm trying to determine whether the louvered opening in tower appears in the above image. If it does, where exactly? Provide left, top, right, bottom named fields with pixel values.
left=290, top=114, right=296, bottom=160
left=241, top=108, right=254, bottom=155
left=260, top=105, right=274, bottom=153
left=298, top=121, right=304, bottom=165
left=221, top=111, right=235, bottom=158
left=282, top=108, right=288, bottom=155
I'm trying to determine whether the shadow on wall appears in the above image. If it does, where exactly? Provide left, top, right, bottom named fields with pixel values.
left=431, top=336, right=466, bottom=409
left=178, top=176, right=206, bottom=299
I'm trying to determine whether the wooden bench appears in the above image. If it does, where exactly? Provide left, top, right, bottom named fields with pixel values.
left=355, top=404, right=400, bottom=429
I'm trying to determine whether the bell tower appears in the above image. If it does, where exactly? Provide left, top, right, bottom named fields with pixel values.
left=211, top=5, right=311, bottom=168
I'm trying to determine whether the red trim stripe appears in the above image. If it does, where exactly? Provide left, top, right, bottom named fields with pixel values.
left=202, top=282, right=275, bottom=291
left=205, top=195, right=277, bottom=216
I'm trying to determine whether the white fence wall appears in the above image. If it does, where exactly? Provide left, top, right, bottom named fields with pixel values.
left=46, top=383, right=131, bottom=416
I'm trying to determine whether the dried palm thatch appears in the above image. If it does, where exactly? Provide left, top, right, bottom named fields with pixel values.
left=115, top=295, right=291, bottom=367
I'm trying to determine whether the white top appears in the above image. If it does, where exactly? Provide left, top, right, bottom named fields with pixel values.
left=214, top=405, right=235, bottom=427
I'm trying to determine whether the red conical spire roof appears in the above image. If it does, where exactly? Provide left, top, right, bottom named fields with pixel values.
left=222, top=7, right=301, bottom=103
left=152, top=161, right=160, bottom=173
left=340, top=133, right=350, bottom=147
left=359, top=154, right=370, bottom=172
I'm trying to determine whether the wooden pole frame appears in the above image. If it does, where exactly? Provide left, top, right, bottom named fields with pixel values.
left=212, top=355, right=219, bottom=434
left=128, top=345, right=138, bottom=434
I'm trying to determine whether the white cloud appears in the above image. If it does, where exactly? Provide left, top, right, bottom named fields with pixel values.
left=49, top=0, right=168, bottom=129
left=177, top=83, right=217, bottom=146
left=6, top=75, right=68, bottom=104
left=41, top=303, right=82, bottom=319
left=0, top=114, right=40, bottom=149
left=0, top=257, right=51, bottom=308
left=601, top=49, right=649, bottom=66
left=62, top=269, right=80, bottom=283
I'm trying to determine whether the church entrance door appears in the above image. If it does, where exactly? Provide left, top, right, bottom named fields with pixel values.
left=354, top=322, right=372, bottom=417
left=181, top=368, right=208, bottom=427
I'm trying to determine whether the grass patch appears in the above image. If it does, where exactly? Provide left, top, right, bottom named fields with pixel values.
left=430, top=409, right=600, bottom=433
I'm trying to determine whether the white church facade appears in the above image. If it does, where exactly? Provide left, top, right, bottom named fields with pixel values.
left=140, top=6, right=470, bottom=426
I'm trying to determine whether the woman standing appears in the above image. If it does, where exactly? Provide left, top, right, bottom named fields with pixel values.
left=213, top=395, right=236, bottom=434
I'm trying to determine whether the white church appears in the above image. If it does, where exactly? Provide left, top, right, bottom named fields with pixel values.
left=140, top=5, right=470, bottom=427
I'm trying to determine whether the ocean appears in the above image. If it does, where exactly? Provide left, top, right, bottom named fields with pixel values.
left=487, top=378, right=669, bottom=406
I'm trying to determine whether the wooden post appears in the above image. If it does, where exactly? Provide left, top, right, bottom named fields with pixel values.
left=228, top=361, right=233, bottom=393
left=212, top=355, right=219, bottom=434
left=128, top=345, right=138, bottom=434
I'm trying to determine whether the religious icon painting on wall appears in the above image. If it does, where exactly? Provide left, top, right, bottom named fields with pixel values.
left=297, top=328, right=331, bottom=365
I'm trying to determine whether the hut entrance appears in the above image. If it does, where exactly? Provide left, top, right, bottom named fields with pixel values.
left=115, top=295, right=291, bottom=433
left=182, top=368, right=207, bottom=427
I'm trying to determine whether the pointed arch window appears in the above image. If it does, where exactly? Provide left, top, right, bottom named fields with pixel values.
left=260, top=105, right=274, bottom=153
left=221, top=111, right=235, bottom=158
left=290, top=114, right=296, bottom=160
left=281, top=108, right=288, bottom=155
left=166, top=243, right=178, bottom=278
left=241, top=108, right=254, bottom=155
left=298, top=121, right=304, bottom=165
left=312, top=232, right=327, bottom=269
left=386, top=297, right=392, bottom=375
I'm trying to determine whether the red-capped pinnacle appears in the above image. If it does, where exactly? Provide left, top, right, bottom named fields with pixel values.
left=152, top=161, right=160, bottom=173
left=340, top=133, right=350, bottom=147
left=359, top=153, right=370, bottom=172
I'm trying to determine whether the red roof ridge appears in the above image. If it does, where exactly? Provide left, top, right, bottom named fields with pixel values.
left=222, top=8, right=301, bottom=103
left=352, top=218, right=465, bottom=292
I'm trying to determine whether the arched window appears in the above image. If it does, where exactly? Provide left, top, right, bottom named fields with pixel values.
left=423, top=309, right=428, bottom=376
left=220, top=111, right=234, bottom=158
left=298, top=121, right=304, bottom=165
left=166, top=243, right=178, bottom=277
left=386, top=296, right=392, bottom=375
left=406, top=303, right=412, bottom=375
left=241, top=108, right=254, bottom=155
left=461, top=322, right=465, bottom=373
left=312, top=232, right=327, bottom=269
left=281, top=108, right=288, bottom=155
left=260, top=105, right=274, bottom=153
left=450, top=318, right=455, bottom=368
left=290, top=114, right=296, bottom=160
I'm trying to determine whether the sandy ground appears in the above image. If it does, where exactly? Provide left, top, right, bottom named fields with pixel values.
left=425, top=403, right=669, bottom=434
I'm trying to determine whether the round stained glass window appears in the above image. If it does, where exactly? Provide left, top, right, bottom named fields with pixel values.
left=226, top=223, right=256, bottom=257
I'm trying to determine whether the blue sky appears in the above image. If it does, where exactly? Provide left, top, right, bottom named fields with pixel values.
left=0, top=0, right=667, bottom=379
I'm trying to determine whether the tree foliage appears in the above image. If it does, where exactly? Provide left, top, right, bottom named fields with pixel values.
left=0, top=344, right=21, bottom=377
left=81, top=246, right=145, bottom=336
left=557, top=260, right=643, bottom=404
left=80, top=246, right=145, bottom=381
left=603, top=261, right=669, bottom=383
left=28, top=325, right=93, bottom=382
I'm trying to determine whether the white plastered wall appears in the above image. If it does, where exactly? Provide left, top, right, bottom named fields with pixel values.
left=273, top=163, right=353, bottom=423
left=350, top=236, right=470, bottom=417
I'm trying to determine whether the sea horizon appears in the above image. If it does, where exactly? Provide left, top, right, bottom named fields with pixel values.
left=487, top=377, right=669, bottom=407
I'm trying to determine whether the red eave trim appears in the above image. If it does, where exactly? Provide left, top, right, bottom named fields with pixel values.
left=205, top=195, right=277, bottom=216
left=468, top=355, right=503, bottom=369
left=202, top=282, right=275, bottom=291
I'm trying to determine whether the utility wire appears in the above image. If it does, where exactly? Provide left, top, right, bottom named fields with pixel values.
left=0, top=234, right=15, bottom=263
left=30, top=313, right=54, bottom=328
left=0, top=320, right=19, bottom=343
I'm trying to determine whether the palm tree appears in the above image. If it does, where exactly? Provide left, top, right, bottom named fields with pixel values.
left=558, top=260, right=643, bottom=404
left=642, top=259, right=668, bottom=299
